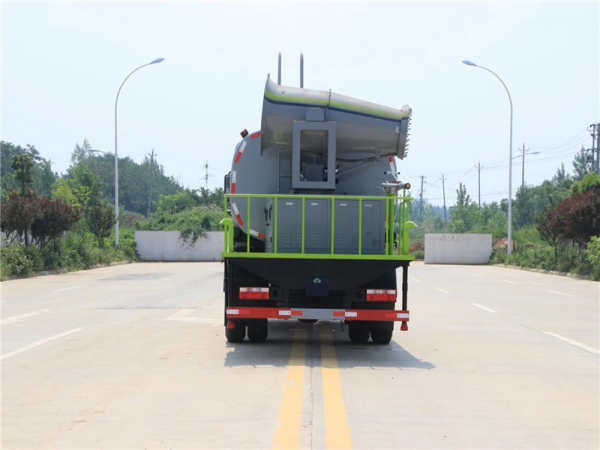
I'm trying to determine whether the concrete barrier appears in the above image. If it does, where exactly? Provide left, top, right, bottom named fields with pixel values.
left=424, top=234, right=492, bottom=265
left=135, top=231, right=223, bottom=261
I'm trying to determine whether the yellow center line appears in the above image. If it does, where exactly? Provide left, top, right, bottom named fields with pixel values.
left=273, top=332, right=306, bottom=449
left=321, top=324, right=353, bottom=449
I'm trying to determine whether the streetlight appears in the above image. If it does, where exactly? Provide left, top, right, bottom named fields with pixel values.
left=114, top=57, right=165, bottom=248
left=462, top=60, right=514, bottom=256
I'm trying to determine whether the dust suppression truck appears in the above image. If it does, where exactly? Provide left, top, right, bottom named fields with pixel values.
left=221, top=58, right=414, bottom=344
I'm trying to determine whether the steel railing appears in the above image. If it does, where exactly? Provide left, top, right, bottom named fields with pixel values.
left=221, top=193, right=415, bottom=260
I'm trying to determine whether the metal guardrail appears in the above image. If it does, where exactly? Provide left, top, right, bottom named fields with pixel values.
left=221, top=193, right=415, bottom=260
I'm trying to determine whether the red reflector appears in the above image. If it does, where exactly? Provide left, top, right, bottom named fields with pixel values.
left=239, top=287, right=270, bottom=300
left=366, top=289, right=397, bottom=302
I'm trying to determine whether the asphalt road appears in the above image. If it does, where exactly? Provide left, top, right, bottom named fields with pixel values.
left=1, top=262, right=598, bottom=449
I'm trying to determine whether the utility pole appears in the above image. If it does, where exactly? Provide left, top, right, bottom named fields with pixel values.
left=477, top=161, right=481, bottom=208
left=590, top=123, right=599, bottom=173
left=204, top=161, right=209, bottom=190
left=520, top=143, right=528, bottom=189
left=419, top=175, right=426, bottom=221
left=146, top=150, right=154, bottom=218
left=441, top=174, right=447, bottom=226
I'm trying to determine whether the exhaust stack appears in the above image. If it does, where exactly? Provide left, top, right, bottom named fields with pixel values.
left=300, top=53, right=304, bottom=88
left=278, top=52, right=281, bottom=85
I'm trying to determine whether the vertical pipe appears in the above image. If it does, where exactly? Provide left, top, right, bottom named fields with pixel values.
left=278, top=52, right=282, bottom=85
left=402, top=264, right=408, bottom=311
left=398, top=196, right=403, bottom=255
left=247, top=196, right=251, bottom=252
left=223, top=195, right=228, bottom=252
left=358, top=199, right=363, bottom=255
left=300, top=53, right=304, bottom=88
left=301, top=197, right=306, bottom=254
left=330, top=198, right=335, bottom=254
left=274, top=197, right=279, bottom=254
left=385, top=198, right=391, bottom=255
left=391, top=198, right=395, bottom=255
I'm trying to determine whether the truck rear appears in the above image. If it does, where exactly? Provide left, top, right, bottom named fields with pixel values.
left=221, top=65, right=414, bottom=344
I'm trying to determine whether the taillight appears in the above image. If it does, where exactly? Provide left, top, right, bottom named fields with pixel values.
left=239, top=287, right=270, bottom=300
left=366, top=289, right=396, bottom=302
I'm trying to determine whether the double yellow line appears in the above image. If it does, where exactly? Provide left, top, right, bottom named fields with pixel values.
left=273, top=325, right=352, bottom=449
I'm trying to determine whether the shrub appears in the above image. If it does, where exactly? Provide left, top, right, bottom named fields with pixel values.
left=0, top=244, right=34, bottom=278
left=490, top=248, right=508, bottom=264
left=25, top=245, right=44, bottom=272
left=587, top=236, right=600, bottom=281
left=411, top=250, right=424, bottom=260
left=107, top=228, right=139, bottom=262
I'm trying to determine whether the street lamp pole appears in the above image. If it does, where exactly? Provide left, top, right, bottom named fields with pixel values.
left=462, top=60, right=514, bottom=256
left=114, top=57, right=165, bottom=249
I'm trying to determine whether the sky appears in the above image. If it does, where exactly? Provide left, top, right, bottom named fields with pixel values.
left=2, top=1, right=599, bottom=207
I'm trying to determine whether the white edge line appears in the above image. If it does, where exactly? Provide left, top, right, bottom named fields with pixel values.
left=433, top=287, right=449, bottom=294
left=0, top=328, right=83, bottom=361
left=472, top=303, right=497, bottom=314
left=53, top=286, right=80, bottom=293
left=544, top=332, right=600, bottom=355
left=546, top=290, right=575, bottom=298
left=165, top=309, right=195, bottom=321
left=410, top=277, right=420, bottom=283
left=1, top=310, right=42, bottom=325
left=502, top=280, right=518, bottom=285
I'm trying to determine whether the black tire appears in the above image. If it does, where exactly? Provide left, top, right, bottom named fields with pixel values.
left=247, top=320, right=268, bottom=342
left=348, top=322, right=370, bottom=344
left=226, top=323, right=246, bottom=343
left=371, top=328, right=393, bottom=345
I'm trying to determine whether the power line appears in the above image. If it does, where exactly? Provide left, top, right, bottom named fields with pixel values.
left=526, top=128, right=589, bottom=151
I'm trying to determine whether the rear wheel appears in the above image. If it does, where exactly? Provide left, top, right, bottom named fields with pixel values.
left=348, top=322, right=370, bottom=344
left=226, top=322, right=246, bottom=343
left=247, top=320, right=268, bottom=342
left=371, top=328, right=393, bottom=344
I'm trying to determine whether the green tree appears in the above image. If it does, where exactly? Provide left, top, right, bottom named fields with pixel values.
left=30, top=198, right=80, bottom=249
left=70, top=163, right=104, bottom=210
left=478, top=201, right=507, bottom=238
left=155, top=189, right=202, bottom=215
left=450, top=183, right=481, bottom=233
left=412, top=198, right=427, bottom=224
left=11, top=153, right=35, bottom=196
left=138, top=189, right=224, bottom=243
left=77, top=148, right=184, bottom=216
left=534, top=187, right=562, bottom=262
left=84, top=202, right=116, bottom=248
left=422, top=204, right=445, bottom=232
left=572, top=146, right=593, bottom=181
left=570, top=172, right=600, bottom=196
left=552, top=162, right=573, bottom=191
left=1, top=142, right=57, bottom=199
left=70, top=139, right=92, bottom=166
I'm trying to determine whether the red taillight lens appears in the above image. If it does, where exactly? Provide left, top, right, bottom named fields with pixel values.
left=239, top=287, right=270, bottom=300
left=366, top=289, right=397, bottom=302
